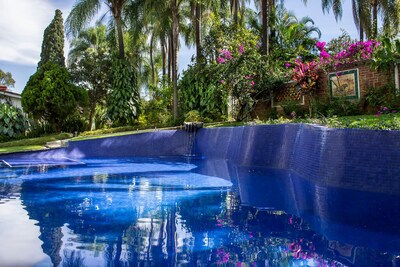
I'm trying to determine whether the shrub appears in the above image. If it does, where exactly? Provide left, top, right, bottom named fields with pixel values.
left=179, top=63, right=227, bottom=121
left=107, top=59, right=141, bottom=126
left=281, top=100, right=308, bottom=118
left=184, top=110, right=202, bottom=122
left=0, top=103, right=29, bottom=140
left=365, top=83, right=400, bottom=112
left=22, top=62, right=88, bottom=132
left=318, top=97, right=362, bottom=117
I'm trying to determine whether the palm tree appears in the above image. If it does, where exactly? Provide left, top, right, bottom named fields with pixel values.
left=66, top=0, right=128, bottom=59
left=308, top=0, right=399, bottom=40
left=68, top=24, right=112, bottom=130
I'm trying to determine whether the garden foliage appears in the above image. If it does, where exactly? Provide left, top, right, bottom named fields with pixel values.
left=107, top=59, right=141, bottom=126
left=179, top=63, right=228, bottom=121
left=0, top=103, right=28, bottom=140
left=22, top=63, right=88, bottom=132
left=38, top=9, right=66, bottom=68
left=0, top=69, right=15, bottom=87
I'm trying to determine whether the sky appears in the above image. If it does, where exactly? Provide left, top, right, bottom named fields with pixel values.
left=0, top=0, right=359, bottom=94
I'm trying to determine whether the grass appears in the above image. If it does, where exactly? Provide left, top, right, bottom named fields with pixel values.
left=0, top=133, right=72, bottom=154
left=0, top=145, right=44, bottom=154
left=1, top=114, right=399, bottom=154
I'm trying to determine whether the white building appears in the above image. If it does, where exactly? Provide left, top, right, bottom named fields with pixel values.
left=0, top=85, right=22, bottom=110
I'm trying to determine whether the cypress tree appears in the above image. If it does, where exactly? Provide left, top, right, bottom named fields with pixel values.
left=38, top=9, right=66, bottom=68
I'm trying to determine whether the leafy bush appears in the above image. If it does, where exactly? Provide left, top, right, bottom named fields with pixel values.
left=0, top=103, right=28, bottom=140
left=315, top=95, right=362, bottom=117
left=365, top=83, right=400, bottom=112
left=281, top=100, right=308, bottom=118
left=22, top=62, right=88, bottom=132
left=142, top=82, right=173, bottom=127
left=179, top=63, right=227, bottom=121
left=107, top=59, right=141, bottom=126
left=184, top=110, right=202, bottom=122
left=61, top=112, right=87, bottom=133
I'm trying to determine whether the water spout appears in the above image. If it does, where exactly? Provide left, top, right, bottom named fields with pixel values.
left=183, top=122, right=203, bottom=157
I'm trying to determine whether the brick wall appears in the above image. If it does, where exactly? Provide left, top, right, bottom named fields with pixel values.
left=266, top=61, right=400, bottom=114
left=317, top=61, right=397, bottom=99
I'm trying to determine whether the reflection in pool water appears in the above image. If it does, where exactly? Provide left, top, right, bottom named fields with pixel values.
left=0, top=157, right=399, bottom=266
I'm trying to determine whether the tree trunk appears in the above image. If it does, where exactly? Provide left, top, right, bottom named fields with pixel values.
left=168, top=32, right=172, bottom=82
left=371, top=0, right=378, bottom=38
left=161, top=35, right=167, bottom=80
left=172, top=0, right=179, bottom=121
left=195, top=2, right=202, bottom=62
left=233, top=0, right=239, bottom=25
left=359, top=20, right=364, bottom=41
left=268, top=0, right=275, bottom=54
left=261, top=0, right=269, bottom=55
left=358, top=2, right=364, bottom=41
left=115, top=16, right=125, bottom=59
left=150, top=32, right=155, bottom=85
left=88, top=103, right=95, bottom=131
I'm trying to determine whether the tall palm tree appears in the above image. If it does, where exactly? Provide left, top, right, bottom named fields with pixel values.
left=307, top=0, right=399, bottom=40
left=68, top=24, right=112, bottom=130
left=66, top=0, right=128, bottom=59
left=230, top=0, right=249, bottom=26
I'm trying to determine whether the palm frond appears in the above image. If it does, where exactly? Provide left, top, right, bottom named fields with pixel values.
left=65, top=0, right=102, bottom=38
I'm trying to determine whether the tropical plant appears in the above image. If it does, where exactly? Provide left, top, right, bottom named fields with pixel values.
left=291, top=59, right=320, bottom=116
left=217, top=39, right=286, bottom=121
left=66, top=0, right=129, bottom=59
left=371, top=36, right=400, bottom=70
left=38, top=9, right=66, bottom=68
left=68, top=24, right=112, bottom=130
left=0, top=103, right=28, bottom=140
left=312, top=0, right=399, bottom=40
left=142, top=81, right=173, bottom=127
left=107, top=58, right=141, bottom=125
left=271, top=5, right=321, bottom=62
left=179, top=63, right=228, bottom=121
left=0, top=69, right=15, bottom=88
left=22, top=63, right=88, bottom=132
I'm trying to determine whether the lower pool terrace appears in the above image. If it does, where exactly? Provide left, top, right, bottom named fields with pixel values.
left=0, top=124, right=399, bottom=266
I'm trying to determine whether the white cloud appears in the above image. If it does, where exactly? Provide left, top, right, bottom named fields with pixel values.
left=0, top=0, right=72, bottom=66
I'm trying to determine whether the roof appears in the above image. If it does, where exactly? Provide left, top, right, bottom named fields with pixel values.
left=0, top=90, right=21, bottom=99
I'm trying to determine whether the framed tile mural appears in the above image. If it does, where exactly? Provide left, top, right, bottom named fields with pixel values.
left=329, top=69, right=360, bottom=99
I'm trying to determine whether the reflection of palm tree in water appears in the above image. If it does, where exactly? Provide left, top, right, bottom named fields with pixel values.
left=62, top=250, right=86, bottom=267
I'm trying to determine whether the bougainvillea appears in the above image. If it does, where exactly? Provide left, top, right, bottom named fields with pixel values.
left=290, top=39, right=380, bottom=96
left=217, top=44, right=285, bottom=121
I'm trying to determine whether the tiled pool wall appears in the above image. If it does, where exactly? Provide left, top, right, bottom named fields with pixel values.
left=2, top=124, right=399, bottom=194
left=196, top=124, right=400, bottom=195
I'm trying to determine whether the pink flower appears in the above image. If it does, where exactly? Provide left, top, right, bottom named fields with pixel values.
left=285, top=62, right=291, bottom=68
left=320, top=50, right=330, bottom=59
left=239, top=45, right=245, bottom=54
left=221, top=49, right=232, bottom=60
left=217, top=57, right=225, bottom=64
left=316, top=41, right=326, bottom=51
left=250, top=81, right=255, bottom=86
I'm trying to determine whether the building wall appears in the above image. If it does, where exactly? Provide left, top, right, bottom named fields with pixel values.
left=0, top=86, right=23, bottom=110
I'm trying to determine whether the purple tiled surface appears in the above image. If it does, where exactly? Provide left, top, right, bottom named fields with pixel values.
left=1, top=124, right=399, bottom=194
left=196, top=124, right=400, bottom=194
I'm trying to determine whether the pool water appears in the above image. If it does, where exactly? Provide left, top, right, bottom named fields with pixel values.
left=0, top=157, right=399, bottom=267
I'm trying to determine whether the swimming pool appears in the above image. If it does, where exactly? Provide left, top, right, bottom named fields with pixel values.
left=0, top=124, right=399, bottom=266
left=0, top=156, right=399, bottom=266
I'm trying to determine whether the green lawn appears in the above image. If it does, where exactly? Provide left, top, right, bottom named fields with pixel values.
left=0, top=133, right=72, bottom=154
left=0, top=145, right=44, bottom=154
